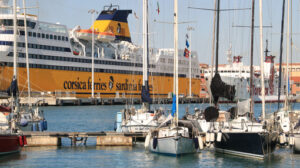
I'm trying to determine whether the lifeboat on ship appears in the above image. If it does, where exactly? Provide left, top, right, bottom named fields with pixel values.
left=75, top=29, right=115, bottom=42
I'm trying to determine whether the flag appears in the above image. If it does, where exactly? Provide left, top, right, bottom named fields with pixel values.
left=171, top=94, right=176, bottom=117
left=184, top=48, right=190, bottom=58
left=185, top=39, right=189, bottom=48
left=134, top=11, right=139, bottom=19
left=156, top=1, right=160, bottom=15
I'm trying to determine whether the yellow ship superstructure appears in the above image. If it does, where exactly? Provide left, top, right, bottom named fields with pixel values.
left=0, top=4, right=202, bottom=99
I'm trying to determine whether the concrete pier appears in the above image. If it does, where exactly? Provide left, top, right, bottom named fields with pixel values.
left=23, top=131, right=146, bottom=147
left=0, top=97, right=208, bottom=106
left=26, top=136, right=61, bottom=146
left=97, top=135, right=132, bottom=146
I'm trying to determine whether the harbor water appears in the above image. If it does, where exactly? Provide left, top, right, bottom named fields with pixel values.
left=0, top=103, right=300, bottom=168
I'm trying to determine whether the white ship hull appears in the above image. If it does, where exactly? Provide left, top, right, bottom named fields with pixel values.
left=149, top=136, right=196, bottom=156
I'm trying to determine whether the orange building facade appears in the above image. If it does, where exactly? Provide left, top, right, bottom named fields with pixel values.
left=275, top=63, right=300, bottom=96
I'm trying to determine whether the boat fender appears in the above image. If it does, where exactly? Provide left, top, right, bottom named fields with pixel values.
left=144, top=133, right=151, bottom=149
left=217, top=131, right=222, bottom=142
left=43, top=120, right=48, bottom=131
left=198, top=136, right=204, bottom=149
left=279, top=133, right=285, bottom=144
left=210, top=132, right=215, bottom=142
left=153, top=138, right=158, bottom=149
left=194, top=138, right=199, bottom=149
left=289, top=135, right=295, bottom=146
left=39, top=120, right=44, bottom=132
left=20, top=118, right=28, bottom=127
left=32, top=123, right=37, bottom=131
left=23, top=136, right=27, bottom=145
left=205, top=132, right=210, bottom=143
left=19, top=136, right=24, bottom=147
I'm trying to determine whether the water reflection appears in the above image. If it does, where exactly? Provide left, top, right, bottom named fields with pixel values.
left=0, top=153, right=26, bottom=164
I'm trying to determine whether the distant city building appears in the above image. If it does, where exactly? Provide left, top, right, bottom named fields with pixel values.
left=275, top=63, right=300, bottom=95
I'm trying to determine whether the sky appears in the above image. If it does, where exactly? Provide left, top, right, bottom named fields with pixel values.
left=19, top=0, right=300, bottom=66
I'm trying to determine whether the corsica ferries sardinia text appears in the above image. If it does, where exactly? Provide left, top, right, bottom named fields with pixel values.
left=63, top=77, right=152, bottom=92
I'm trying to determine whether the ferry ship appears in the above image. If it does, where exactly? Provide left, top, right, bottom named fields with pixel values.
left=204, top=44, right=292, bottom=103
left=0, top=2, right=202, bottom=99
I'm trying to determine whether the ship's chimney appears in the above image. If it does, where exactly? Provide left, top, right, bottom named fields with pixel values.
left=91, top=5, right=132, bottom=42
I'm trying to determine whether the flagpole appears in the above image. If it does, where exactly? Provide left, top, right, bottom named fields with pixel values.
left=187, top=26, right=194, bottom=98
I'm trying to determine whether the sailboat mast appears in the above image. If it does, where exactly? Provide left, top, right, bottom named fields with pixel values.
left=249, top=0, right=255, bottom=117
left=91, top=11, right=95, bottom=98
left=285, top=0, right=290, bottom=110
left=174, top=0, right=178, bottom=125
left=142, top=0, right=148, bottom=89
left=13, top=0, right=17, bottom=78
left=215, top=0, right=220, bottom=73
left=259, top=0, right=265, bottom=120
left=209, top=0, right=217, bottom=105
left=277, top=0, right=285, bottom=110
left=22, top=0, right=31, bottom=107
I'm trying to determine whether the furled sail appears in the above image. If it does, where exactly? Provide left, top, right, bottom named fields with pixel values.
left=141, top=81, right=152, bottom=104
left=6, top=78, right=18, bottom=97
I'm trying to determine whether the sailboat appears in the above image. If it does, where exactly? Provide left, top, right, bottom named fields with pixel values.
left=268, top=0, right=300, bottom=147
left=115, top=0, right=165, bottom=133
left=0, top=0, right=26, bottom=155
left=1, top=0, right=47, bottom=132
left=211, top=0, right=277, bottom=158
left=275, top=0, right=300, bottom=152
left=145, top=0, right=198, bottom=156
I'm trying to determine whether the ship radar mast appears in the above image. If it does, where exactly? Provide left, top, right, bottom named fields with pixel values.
left=226, top=43, right=232, bottom=65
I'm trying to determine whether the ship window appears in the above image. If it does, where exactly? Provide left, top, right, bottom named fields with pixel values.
left=37, top=33, right=40, bottom=38
left=62, top=36, right=65, bottom=41
left=33, top=32, right=36, bottom=37
left=42, top=33, right=45, bottom=38
left=50, top=34, right=53, bottom=39
left=28, top=32, right=32, bottom=36
left=54, top=35, right=57, bottom=40
left=66, top=37, right=68, bottom=41
left=46, top=34, right=49, bottom=39
left=0, top=19, right=13, bottom=26
left=20, top=31, right=25, bottom=35
left=58, top=36, right=61, bottom=40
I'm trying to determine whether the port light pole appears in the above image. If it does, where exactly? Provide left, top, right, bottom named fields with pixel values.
left=88, top=9, right=98, bottom=98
